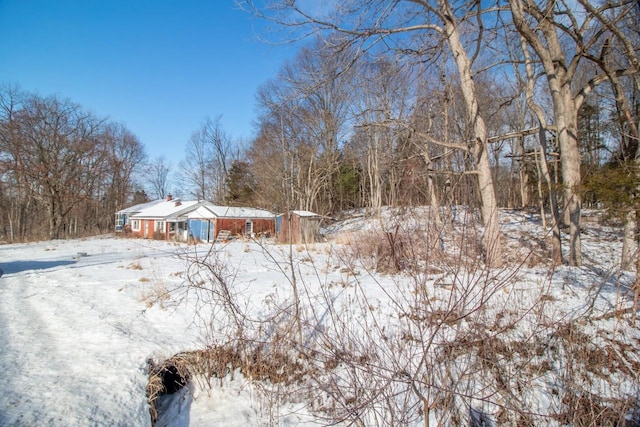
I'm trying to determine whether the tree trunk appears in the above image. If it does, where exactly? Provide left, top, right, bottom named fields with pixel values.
left=419, top=146, right=443, bottom=228
left=537, top=128, right=563, bottom=265
left=49, top=211, right=61, bottom=240
left=442, top=1, right=502, bottom=267
left=534, top=144, right=547, bottom=228
left=557, top=90, right=583, bottom=266
left=621, top=209, right=635, bottom=270
left=516, top=135, right=531, bottom=209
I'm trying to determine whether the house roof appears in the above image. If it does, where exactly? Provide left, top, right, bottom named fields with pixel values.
left=186, top=206, right=217, bottom=220
left=187, top=203, right=275, bottom=219
left=277, top=210, right=321, bottom=218
left=130, top=200, right=201, bottom=220
left=115, top=199, right=164, bottom=215
left=291, top=210, right=321, bottom=218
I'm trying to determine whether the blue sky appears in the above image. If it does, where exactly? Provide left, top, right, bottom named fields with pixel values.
left=0, top=0, right=295, bottom=160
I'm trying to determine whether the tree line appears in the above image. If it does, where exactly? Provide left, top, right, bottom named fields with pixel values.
left=0, top=85, right=146, bottom=240
left=1, top=0, right=639, bottom=273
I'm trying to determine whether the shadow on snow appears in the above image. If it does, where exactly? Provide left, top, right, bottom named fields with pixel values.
left=0, top=260, right=76, bottom=277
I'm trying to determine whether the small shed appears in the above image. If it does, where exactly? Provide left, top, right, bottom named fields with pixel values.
left=276, top=210, right=322, bottom=244
left=187, top=203, right=276, bottom=242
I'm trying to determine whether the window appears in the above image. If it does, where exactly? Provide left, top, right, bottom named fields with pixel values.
left=131, top=220, right=140, bottom=231
left=115, top=213, right=125, bottom=231
left=155, top=221, right=165, bottom=233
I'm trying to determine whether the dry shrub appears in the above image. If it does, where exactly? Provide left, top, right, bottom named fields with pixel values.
left=176, top=207, right=638, bottom=426
left=127, top=261, right=143, bottom=270
left=332, top=231, right=355, bottom=245
left=146, top=344, right=307, bottom=423
left=140, top=283, right=170, bottom=308
left=243, top=347, right=305, bottom=384
left=187, top=237, right=202, bottom=245
left=343, top=226, right=444, bottom=273
left=557, top=391, right=637, bottom=426
left=542, top=322, right=640, bottom=425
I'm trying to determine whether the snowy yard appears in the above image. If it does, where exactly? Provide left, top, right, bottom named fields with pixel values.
left=0, top=210, right=638, bottom=426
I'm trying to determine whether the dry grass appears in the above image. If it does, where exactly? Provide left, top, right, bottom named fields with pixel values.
left=339, top=227, right=445, bottom=273
left=140, top=283, right=171, bottom=308
left=146, top=344, right=307, bottom=424
left=127, top=261, right=143, bottom=270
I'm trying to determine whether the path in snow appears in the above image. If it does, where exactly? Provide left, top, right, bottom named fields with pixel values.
left=0, top=239, right=201, bottom=427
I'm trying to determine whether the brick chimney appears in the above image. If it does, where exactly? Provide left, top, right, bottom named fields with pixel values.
left=166, top=194, right=173, bottom=202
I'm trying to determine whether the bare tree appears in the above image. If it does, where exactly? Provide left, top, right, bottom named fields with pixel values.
left=350, top=56, right=415, bottom=214
left=102, top=122, right=146, bottom=218
left=589, top=18, right=640, bottom=277
left=508, top=0, right=639, bottom=266
left=147, top=156, right=172, bottom=200
left=517, top=35, right=564, bottom=265
left=0, top=84, right=31, bottom=240
left=0, top=86, right=147, bottom=239
left=179, top=126, right=211, bottom=200
left=204, top=116, right=233, bottom=203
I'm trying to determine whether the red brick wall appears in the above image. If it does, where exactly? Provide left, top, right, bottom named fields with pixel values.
left=214, top=218, right=275, bottom=238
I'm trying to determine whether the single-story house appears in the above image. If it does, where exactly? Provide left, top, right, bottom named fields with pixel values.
left=128, top=197, right=201, bottom=240
left=276, top=210, right=322, bottom=244
left=187, top=203, right=276, bottom=242
left=115, top=199, right=164, bottom=232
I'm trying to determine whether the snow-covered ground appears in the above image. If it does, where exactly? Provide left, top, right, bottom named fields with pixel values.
left=0, top=209, right=638, bottom=426
left=0, top=238, right=198, bottom=426
left=0, top=236, right=332, bottom=426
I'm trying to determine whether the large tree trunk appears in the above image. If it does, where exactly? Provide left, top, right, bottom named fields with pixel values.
left=419, top=146, right=444, bottom=228
left=633, top=116, right=640, bottom=303
left=442, top=0, right=502, bottom=267
left=48, top=208, right=62, bottom=240
left=556, top=90, right=583, bottom=266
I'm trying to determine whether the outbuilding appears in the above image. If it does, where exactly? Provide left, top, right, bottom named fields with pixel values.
left=276, top=210, right=323, bottom=244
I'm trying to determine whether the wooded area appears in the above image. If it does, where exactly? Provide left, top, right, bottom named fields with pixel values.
left=1, top=0, right=638, bottom=271
left=0, top=86, right=146, bottom=240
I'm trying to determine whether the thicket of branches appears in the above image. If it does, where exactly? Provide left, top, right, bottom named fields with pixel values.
left=173, top=208, right=639, bottom=426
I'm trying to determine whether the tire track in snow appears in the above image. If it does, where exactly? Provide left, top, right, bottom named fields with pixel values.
left=0, top=245, right=196, bottom=426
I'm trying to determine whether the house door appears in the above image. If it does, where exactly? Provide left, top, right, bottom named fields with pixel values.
left=144, top=221, right=150, bottom=238
left=245, top=221, right=253, bottom=236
